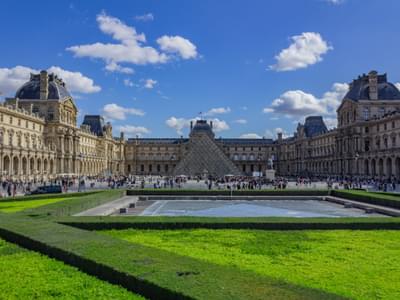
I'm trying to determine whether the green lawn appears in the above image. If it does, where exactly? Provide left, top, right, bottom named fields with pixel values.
left=0, top=197, right=73, bottom=213
left=104, top=229, right=400, bottom=300
left=0, top=238, right=143, bottom=299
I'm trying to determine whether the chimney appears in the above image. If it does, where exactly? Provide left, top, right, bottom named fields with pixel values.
left=277, top=132, right=283, bottom=142
left=190, top=121, right=193, bottom=132
left=368, top=70, right=378, bottom=100
left=210, top=121, right=213, bottom=129
left=120, top=131, right=125, bottom=141
left=40, top=70, right=48, bottom=100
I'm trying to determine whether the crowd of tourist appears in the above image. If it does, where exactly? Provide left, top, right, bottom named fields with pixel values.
left=0, top=174, right=399, bottom=198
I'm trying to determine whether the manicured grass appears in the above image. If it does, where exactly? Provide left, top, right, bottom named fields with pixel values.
left=103, top=228, right=400, bottom=300
left=0, top=197, right=74, bottom=213
left=0, top=213, right=343, bottom=300
left=0, top=237, right=143, bottom=299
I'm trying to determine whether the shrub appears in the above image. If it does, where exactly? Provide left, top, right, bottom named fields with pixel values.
left=332, top=190, right=400, bottom=209
left=127, top=189, right=329, bottom=197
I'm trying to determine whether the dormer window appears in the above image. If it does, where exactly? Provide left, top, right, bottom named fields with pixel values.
left=363, top=107, right=370, bottom=120
left=379, top=107, right=385, bottom=116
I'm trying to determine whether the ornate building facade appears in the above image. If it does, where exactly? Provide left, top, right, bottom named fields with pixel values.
left=0, top=71, right=124, bottom=181
left=1, top=70, right=400, bottom=180
left=276, top=71, right=400, bottom=179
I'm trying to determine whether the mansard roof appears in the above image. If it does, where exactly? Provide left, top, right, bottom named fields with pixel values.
left=128, top=138, right=188, bottom=144
left=221, top=138, right=275, bottom=145
left=304, top=116, right=328, bottom=137
left=344, top=71, right=400, bottom=101
left=15, top=71, right=71, bottom=101
left=82, top=115, right=105, bottom=136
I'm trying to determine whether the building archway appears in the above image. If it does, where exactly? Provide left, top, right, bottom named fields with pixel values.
left=44, top=159, right=48, bottom=174
left=3, top=156, right=10, bottom=175
left=13, top=156, right=19, bottom=176
left=50, top=159, right=54, bottom=175
left=378, top=158, right=384, bottom=177
left=37, top=158, right=42, bottom=173
left=396, top=157, right=400, bottom=180
left=22, top=157, right=27, bottom=175
left=371, top=159, right=376, bottom=176
left=364, top=159, right=369, bottom=176
left=30, top=157, right=35, bottom=174
left=386, top=157, right=393, bottom=178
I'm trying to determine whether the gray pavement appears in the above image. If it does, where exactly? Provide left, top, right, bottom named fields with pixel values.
left=74, top=195, right=138, bottom=216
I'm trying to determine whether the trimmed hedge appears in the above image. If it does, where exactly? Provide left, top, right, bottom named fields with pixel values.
left=127, top=189, right=330, bottom=196
left=0, top=213, right=343, bottom=300
left=58, top=216, right=400, bottom=231
left=0, top=191, right=100, bottom=202
left=332, top=190, right=400, bottom=209
left=17, top=190, right=125, bottom=217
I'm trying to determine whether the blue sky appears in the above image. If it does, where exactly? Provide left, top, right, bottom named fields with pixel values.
left=1, top=0, right=400, bottom=138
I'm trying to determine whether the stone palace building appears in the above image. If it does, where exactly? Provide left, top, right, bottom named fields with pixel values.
left=1, top=70, right=400, bottom=181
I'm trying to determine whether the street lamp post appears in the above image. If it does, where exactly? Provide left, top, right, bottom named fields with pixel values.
left=78, top=153, right=82, bottom=192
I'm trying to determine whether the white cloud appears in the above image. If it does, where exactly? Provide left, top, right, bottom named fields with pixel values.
left=240, top=133, right=262, bottom=139
left=234, top=119, right=247, bottom=124
left=0, top=66, right=36, bottom=96
left=165, top=117, right=229, bottom=135
left=325, top=0, right=344, bottom=4
left=395, top=83, right=400, bottom=91
left=211, top=118, right=230, bottom=132
left=204, top=107, right=231, bottom=116
left=103, top=103, right=145, bottom=120
left=264, top=127, right=288, bottom=139
left=47, top=66, right=101, bottom=94
left=269, top=32, right=332, bottom=71
left=263, top=82, right=348, bottom=117
left=0, top=65, right=101, bottom=96
left=134, top=13, right=154, bottom=22
left=157, top=35, right=198, bottom=59
left=165, top=117, right=189, bottom=135
left=241, top=106, right=248, bottom=111
left=105, top=62, right=134, bottom=74
left=119, top=125, right=150, bottom=137
left=67, top=13, right=198, bottom=72
left=144, top=78, right=157, bottom=89
left=323, top=117, right=338, bottom=129
left=123, top=79, right=135, bottom=87
left=67, top=12, right=168, bottom=69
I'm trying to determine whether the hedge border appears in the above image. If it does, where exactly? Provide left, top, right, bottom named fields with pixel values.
left=0, top=213, right=343, bottom=300
left=332, top=190, right=400, bottom=209
left=127, top=189, right=330, bottom=196
left=0, top=226, right=190, bottom=300
left=0, top=190, right=101, bottom=203
left=18, top=190, right=125, bottom=218
left=60, top=219, right=400, bottom=231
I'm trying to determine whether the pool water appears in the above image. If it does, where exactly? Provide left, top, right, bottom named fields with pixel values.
left=139, top=200, right=386, bottom=217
